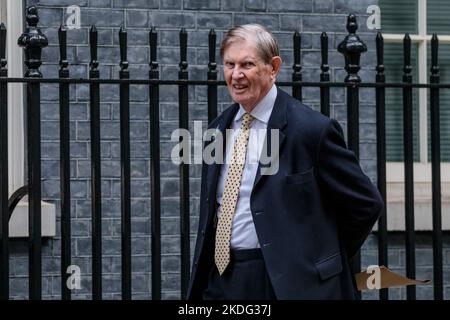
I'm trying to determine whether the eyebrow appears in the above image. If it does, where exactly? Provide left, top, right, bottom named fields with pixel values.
left=223, top=57, right=257, bottom=63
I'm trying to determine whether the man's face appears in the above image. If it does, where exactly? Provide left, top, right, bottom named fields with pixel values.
left=223, top=39, right=278, bottom=111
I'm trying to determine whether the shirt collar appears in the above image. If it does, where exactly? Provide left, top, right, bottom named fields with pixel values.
left=234, top=84, right=277, bottom=125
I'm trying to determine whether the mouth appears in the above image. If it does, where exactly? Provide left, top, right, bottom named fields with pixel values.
left=232, top=84, right=248, bottom=93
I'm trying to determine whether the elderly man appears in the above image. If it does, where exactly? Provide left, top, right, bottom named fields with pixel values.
left=186, top=24, right=383, bottom=300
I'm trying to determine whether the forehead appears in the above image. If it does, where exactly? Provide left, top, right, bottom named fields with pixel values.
left=223, top=39, right=260, bottom=60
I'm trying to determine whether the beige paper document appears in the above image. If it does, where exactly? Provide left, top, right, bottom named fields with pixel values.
left=355, top=266, right=431, bottom=291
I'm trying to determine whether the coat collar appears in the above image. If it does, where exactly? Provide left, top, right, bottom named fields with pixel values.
left=252, top=87, right=287, bottom=188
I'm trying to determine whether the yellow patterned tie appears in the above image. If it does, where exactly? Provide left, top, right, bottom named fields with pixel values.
left=214, top=113, right=254, bottom=275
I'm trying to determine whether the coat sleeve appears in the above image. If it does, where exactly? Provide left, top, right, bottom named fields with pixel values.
left=316, top=119, right=384, bottom=259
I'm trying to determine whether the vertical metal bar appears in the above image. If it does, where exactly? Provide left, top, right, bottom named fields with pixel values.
left=18, top=6, right=48, bottom=300
left=119, top=26, right=131, bottom=300
left=347, top=70, right=362, bottom=296
left=337, top=15, right=367, bottom=299
left=207, top=29, right=217, bottom=124
left=375, top=32, right=388, bottom=300
left=292, top=31, right=302, bottom=101
left=347, top=86, right=360, bottom=157
left=402, top=33, right=416, bottom=300
left=58, top=25, right=71, bottom=300
left=0, top=22, right=9, bottom=300
left=430, top=33, right=443, bottom=300
left=27, top=73, right=42, bottom=300
left=320, top=32, right=330, bottom=117
left=178, top=28, right=190, bottom=300
left=149, top=27, right=161, bottom=300
left=89, top=25, right=102, bottom=300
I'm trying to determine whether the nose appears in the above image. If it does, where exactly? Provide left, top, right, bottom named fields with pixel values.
left=231, top=66, right=244, bottom=80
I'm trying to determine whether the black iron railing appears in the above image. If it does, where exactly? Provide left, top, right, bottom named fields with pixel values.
left=0, top=6, right=445, bottom=300
left=58, top=25, right=71, bottom=301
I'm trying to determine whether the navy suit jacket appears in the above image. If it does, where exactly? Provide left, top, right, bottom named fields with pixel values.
left=186, top=88, right=383, bottom=300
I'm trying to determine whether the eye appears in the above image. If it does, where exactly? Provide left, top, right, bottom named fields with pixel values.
left=224, top=62, right=234, bottom=69
left=243, top=61, right=255, bottom=68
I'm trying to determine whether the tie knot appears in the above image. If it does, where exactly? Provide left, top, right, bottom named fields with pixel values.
left=241, top=113, right=254, bottom=129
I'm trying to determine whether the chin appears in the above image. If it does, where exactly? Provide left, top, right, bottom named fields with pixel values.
left=236, top=100, right=250, bottom=108
left=233, top=96, right=250, bottom=106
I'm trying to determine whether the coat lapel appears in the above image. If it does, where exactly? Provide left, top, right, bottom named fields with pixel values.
left=205, top=104, right=240, bottom=198
left=253, top=88, right=288, bottom=189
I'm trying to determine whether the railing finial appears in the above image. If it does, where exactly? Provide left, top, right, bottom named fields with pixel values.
left=26, top=6, right=39, bottom=27
left=17, top=6, right=48, bottom=78
left=179, top=28, right=188, bottom=72
left=346, top=13, right=358, bottom=34
left=337, top=14, right=367, bottom=82
left=0, top=23, right=7, bottom=73
left=208, top=28, right=217, bottom=73
left=119, top=25, right=128, bottom=72
left=149, top=27, right=158, bottom=72
left=89, top=25, right=99, bottom=76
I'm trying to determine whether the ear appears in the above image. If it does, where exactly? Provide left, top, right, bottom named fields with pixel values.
left=270, top=56, right=282, bottom=79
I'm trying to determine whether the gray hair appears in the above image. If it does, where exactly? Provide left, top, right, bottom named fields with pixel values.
left=220, top=24, right=280, bottom=64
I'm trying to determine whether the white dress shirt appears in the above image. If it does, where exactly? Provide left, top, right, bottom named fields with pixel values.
left=216, top=84, right=277, bottom=249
